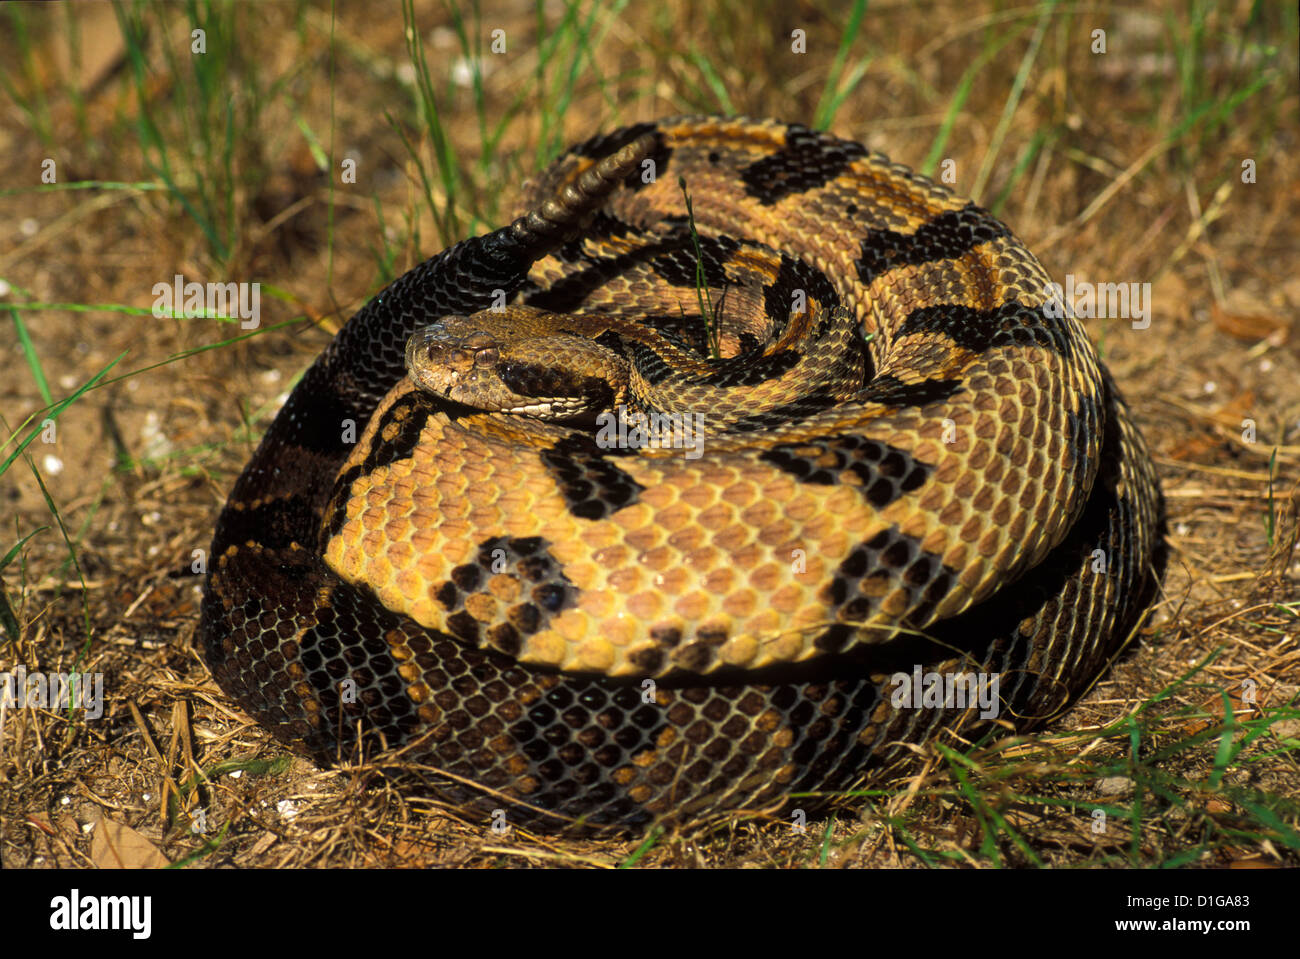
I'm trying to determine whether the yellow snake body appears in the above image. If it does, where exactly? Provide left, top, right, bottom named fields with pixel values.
left=199, top=117, right=1164, bottom=829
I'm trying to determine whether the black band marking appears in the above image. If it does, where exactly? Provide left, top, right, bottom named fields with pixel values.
left=855, top=204, right=1009, bottom=287
left=760, top=434, right=931, bottom=508
left=897, top=302, right=1075, bottom=359
left=538, top=434, right=646, bottom=520
left=739, top=123, right=868, bottom=205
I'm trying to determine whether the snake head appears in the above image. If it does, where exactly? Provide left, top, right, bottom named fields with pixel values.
left=405, top=312, right=627, bottom=421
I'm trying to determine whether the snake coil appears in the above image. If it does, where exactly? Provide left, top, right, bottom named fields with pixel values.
left=199, top=117, right=1164, bottom=830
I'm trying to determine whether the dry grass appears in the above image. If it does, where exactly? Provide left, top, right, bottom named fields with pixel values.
left=1, top=0, right=1297, bottom=869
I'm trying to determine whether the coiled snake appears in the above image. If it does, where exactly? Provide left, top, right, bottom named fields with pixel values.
left=198, top=116, right=1164, bottom=830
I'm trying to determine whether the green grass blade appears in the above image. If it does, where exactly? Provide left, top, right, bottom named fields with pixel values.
left=10, top=308, right=53, bottom=406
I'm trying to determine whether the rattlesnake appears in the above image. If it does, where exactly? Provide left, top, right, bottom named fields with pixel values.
left=198, top=116, right=1164, bottom=830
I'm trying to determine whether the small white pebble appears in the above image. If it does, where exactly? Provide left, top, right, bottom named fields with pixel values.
left=20, top=218, right=39, bottom=237
left=1097, top=776, right=1132, bottom=795
left=261, top=368, right=281, bottom=383
left=60, top=796, right=71, bottom=806
left=451, top=57, right=477, bottom=87
left=1202, top=381, right=1217, bottom=394
left=0, top=279, right=10, bottom=297
left=395, top=62, right=416, bottom=86
left=142, top=792, right=152, bottom=801
left=81, top=821, right=94, bottom=834
left=1174, top=522, right=1190, bottom=536
left=42, top=454, right=64, bottom=476
left=277, top=799, right=301, bottom=820
left=1259, top=358, right=1273, bottom=373
left=228, top=769, right=242, bottom=779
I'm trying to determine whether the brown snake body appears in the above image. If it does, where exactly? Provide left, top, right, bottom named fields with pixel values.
left=198, top=116, right=1165, bottom=829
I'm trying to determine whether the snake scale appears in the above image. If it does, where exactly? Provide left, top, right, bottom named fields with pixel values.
left=198, top=116, right=1165, bottom=830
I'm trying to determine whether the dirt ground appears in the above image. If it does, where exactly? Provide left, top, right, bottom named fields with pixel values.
left=1, top=1, right=1297, bottom=869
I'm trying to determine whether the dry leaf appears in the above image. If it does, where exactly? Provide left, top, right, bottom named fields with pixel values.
left=1211, top=304, right=1288, bottom=345
left=90, top=818, right=170, bottom=869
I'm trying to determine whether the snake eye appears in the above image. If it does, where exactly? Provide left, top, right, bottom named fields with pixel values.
left=474, top=347, right=500, bottom=367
